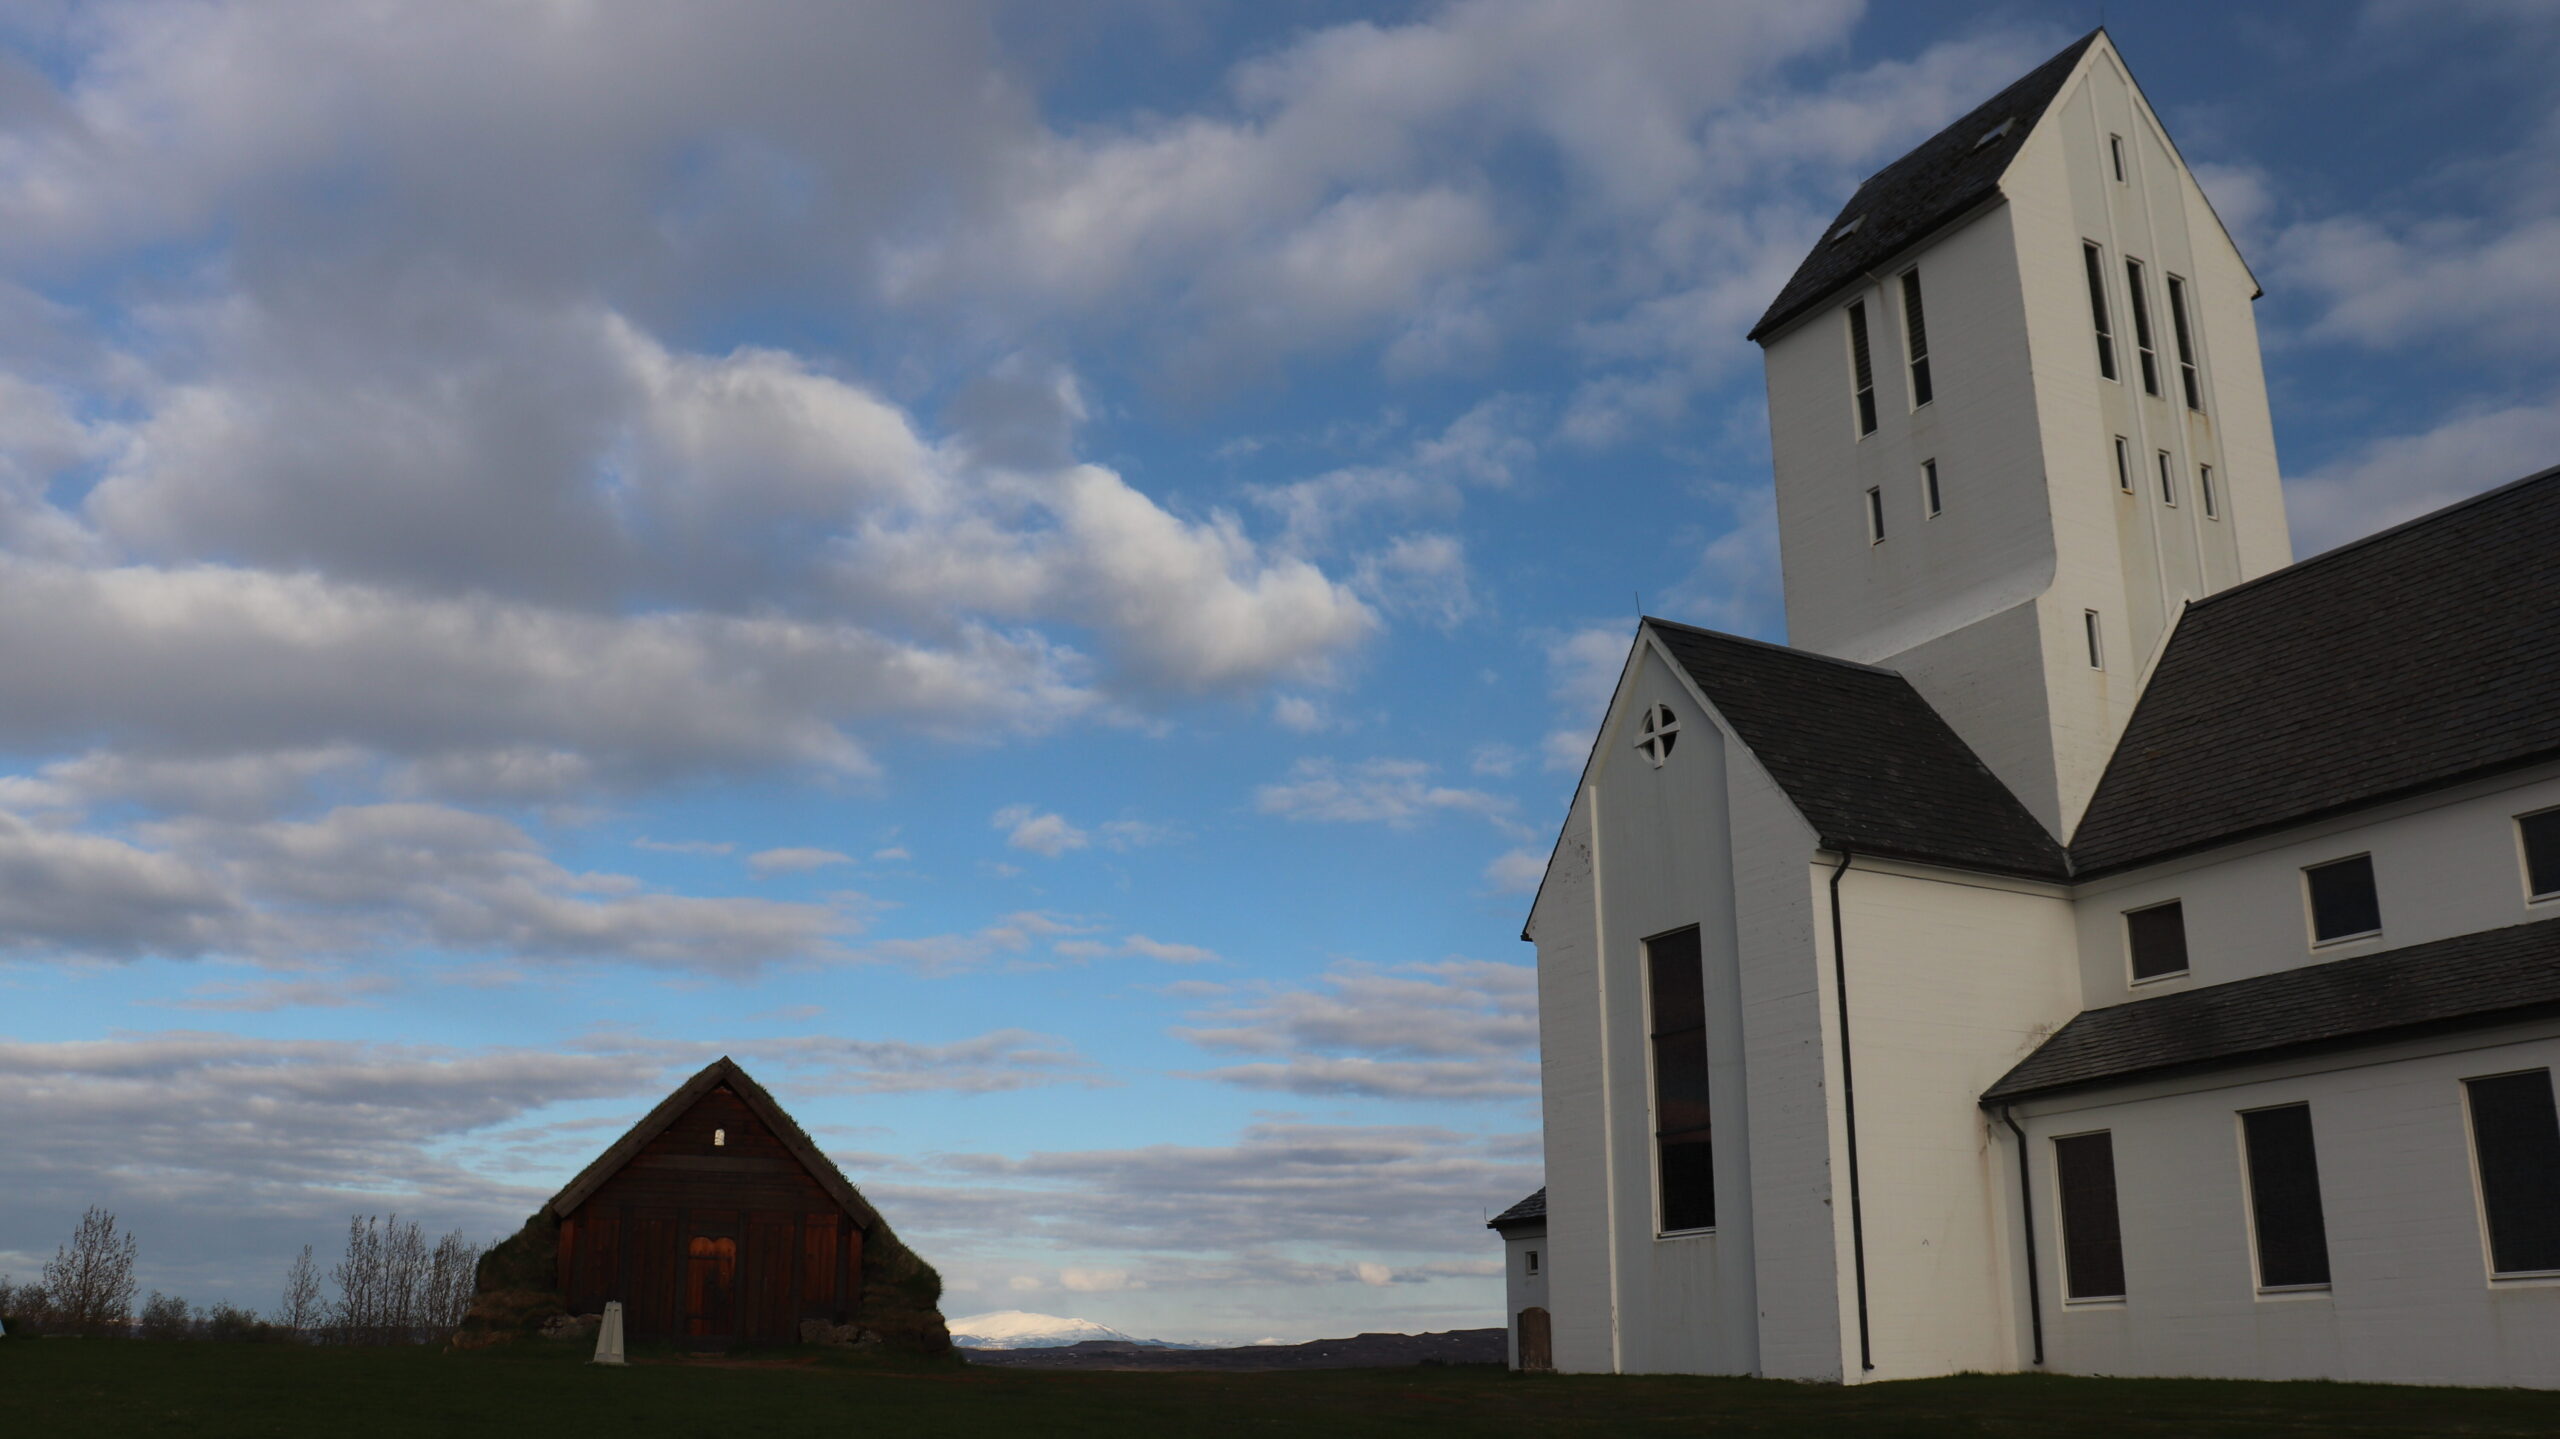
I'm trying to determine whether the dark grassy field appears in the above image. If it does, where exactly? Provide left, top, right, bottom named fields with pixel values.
left=9, top=1338, right=2560, bottom=1438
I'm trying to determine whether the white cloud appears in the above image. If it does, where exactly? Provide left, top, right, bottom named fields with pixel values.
left=1177, top=958, right=1538, bottom=1101
left=1351, top=532, right=1479, bottom=629
left=634, top=837, right=734, bottom=856
left=1482, top=847, right=1547, bottom=895
left=1271, top=695, right=1328, bottom=733
left=1255, top=757, right=1526, bottom=835
left=1059, top=1266, right=1131, bottom=1293
left=1120, top=935, right=1220, bottom=965
left=2283, top=398, right=2560, bottom=556
left=993, top=805, right=1089, bottom=857
left=748, top=846, right=854, bottom=877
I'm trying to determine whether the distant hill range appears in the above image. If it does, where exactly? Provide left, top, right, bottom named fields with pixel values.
left=960, top=1325, right=1507, bottom=1372
left=945, top=1310, right=1213, bottom=1351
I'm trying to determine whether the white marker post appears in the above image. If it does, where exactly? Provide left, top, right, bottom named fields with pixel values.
left=593, top=1301, right=626, bottom=1366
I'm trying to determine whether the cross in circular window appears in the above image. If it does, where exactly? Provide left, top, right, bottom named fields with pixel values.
left=1635, top=704, right=1680, bottom=767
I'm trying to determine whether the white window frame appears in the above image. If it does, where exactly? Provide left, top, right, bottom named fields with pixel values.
left=2109, top=133, right=2128, bottom=183
left=2114, top=436, right=2133, bottom=493
left=2302, top=852, right=2383, bottom=949
left=2122, top=898, right=2189, bottom=986
left=1866, top=486, right=1885, bottom=545
left=2156, top=449, right=2177, bottom=507
left=2200, top=463, right=2219, bottom=519
left=2050, top=1126, right=2129, bottom=1306
left=2520, top=805, right=2560, bottom=905
left=2084, top=610, right=2104, bottom=670
left=2461, top=1068, right=2560, bottom=1283
left=1922, top=458, right=1942, bottom=519
left=1641, top=926, right=1717, bottom=1241
left=2234, top=1104, right=2335, bottom=1298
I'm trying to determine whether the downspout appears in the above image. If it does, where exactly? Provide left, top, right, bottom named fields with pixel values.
left=1998, top=1105, right=2046, bottom=1366
left=1827, top=849, right=1874, bottom=1374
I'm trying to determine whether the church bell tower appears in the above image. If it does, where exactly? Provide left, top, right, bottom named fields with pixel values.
left=1749, top=30, right=2292, bottom=837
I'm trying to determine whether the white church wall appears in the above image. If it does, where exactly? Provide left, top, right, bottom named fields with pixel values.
left=1832, top=860, right=2082, bottom=1381
left=2011, top=1022, right=2560, bottom=1388
left=1528, top=782, right=1615, bottom=1374
left=2071, top=765, right=2560, bottom=1009
left=1499, top=1224, right=1547, bottom=1369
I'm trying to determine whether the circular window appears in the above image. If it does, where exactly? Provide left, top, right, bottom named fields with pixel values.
left=1635, top=704, right=1680, bottom=767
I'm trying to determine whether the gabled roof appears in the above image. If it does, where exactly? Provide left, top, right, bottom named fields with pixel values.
left=1486, top=1187, right=1546, bottom=1232
left=548, top=1056, right=880, bottom=1229
left=2071, top=466, right=2560, bottom=877
left=1984, top=915, right=2560, bottom=1105
left=1650, top=619, right=2069, bottom=881
left=1748, top=30, right=2101, bottom=343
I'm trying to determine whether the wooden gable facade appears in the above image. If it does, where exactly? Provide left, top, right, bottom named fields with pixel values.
left=549, top=1058, right=878, bottom=1345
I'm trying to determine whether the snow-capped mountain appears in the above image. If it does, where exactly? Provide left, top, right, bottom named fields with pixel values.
left=946, top=1310, right=1142, bottom=1350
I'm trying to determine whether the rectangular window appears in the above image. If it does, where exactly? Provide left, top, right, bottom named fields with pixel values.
left=1922, top=459, right=1942, bottom=518
left=2084, top=244, right=2119, bottom=381
left=2156, top=450, right=2176, bottom=506
left=2084, top=609, right=2104, bottom=670
left=1646, top=926, right=1715, bottom=1234
left=2126, top=258, right=2161, bottom=396
left=1848, top=301, right=1878, bottom=436
left=2306, top=854, right=2381, bottom=943
left=2242, top=1105, right=2333, bottom=1289
left=2125, top=900, right=2188, bottom=981
left=2200, top=464, right=2219, bottom=519
left=2114, top=436, right=2133, bottom=493
left=2167, top=275, right=2202, bottom=410
left=2520, top=808, right=2560, bottom=899
left=1900, top=269, right=1933, bottom=408
left=2055, top=1131, right=2127, bottom=1300
left=1866, top=486, right=1885, bottom=544
left=2110, top=133, right=2127, bottom=183
left=1525, top=1249, right=1540, bottom=1276
left=2467, top=1070, right=2560, bottom=1276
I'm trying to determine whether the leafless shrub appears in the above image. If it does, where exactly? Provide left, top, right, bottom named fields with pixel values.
left=0, top=1275, right=49, bottom=1335
left=275, top=1244, right=324, bottom=1337
left=325, top=1215, right=482, bottom=1343
left=40, top=1207, right=138, bottom=1337
left=201, top=1301, right=279, bottom=1343
left=139, top=1291, right=193, bottom=1340
left=424, top=1232, right=483, bottom=1332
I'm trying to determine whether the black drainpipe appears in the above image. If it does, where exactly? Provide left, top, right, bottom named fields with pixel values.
left=1828, top=848, right=1873, bottom=1374
left=1998, top=1105, right=2046, bottom=1366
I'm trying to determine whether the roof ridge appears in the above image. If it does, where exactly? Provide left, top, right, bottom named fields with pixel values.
left=1641, top=615, right=1903, bottom=678
left=2190, top=462, right=2560, bottom=615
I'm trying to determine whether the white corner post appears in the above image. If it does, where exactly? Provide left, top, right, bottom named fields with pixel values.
left=593, top=1301, right=626, bottom=1366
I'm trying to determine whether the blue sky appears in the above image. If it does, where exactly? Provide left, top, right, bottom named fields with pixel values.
left=3, top=0, right=2556, bottom=1344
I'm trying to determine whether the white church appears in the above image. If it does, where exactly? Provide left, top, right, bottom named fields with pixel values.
left=1491, top=29, right=2560, bottom=1387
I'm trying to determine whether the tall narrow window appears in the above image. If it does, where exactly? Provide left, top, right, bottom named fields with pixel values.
left=2156, top=450, right=2176, bottom=506
left=1900, top=269, right=1933, bottom=408
left=2306, top=854, right=2381, bottom=944
left=2125, top=901, right=2188, bottom=981
left=1847, top=301, right=1878, bottom=435
left=2114, top=436, right=2133, bottom=493
left=1646, top=926, right=1715, bottom=1233
left=1866, top=486, right=1885, bottom=544
left=2167, top=275, right=2202, bottom=410
left=2241, top=1105, right=2332, bottom=1289
left=2199, top=464, right=2219, bottom=519
left=2084, top=609, right=2104, bottom=670
left=2084, top=244, right=2119, bottom=381
left=2126, top=258, right=2161, bottom=396
left=2466, top=1070, right=2560, bottom=1276
left=2055, top=1131, right=2126, bottom=1300
left=2109, top=133, right=2127, bottom=183
left=1922, top=459, right=1942, bottom=518
left=2523, top=808, right=2560, bottom=900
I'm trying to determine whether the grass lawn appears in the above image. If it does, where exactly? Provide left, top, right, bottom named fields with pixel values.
left=8, top=1338, right=2560, bottom=1438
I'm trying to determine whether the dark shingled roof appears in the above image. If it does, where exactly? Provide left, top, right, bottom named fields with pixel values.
left=1985, top=915, right=2560, bottom=1104
left=1748, top=30, right=2100, bottom=343
left=2071, top=465, right=2560, bottom=877
left=1650, top=619, right=2069, bottom=881
left=1487, top=1187, right=1546, bottom=1231
left=548, top=1055, right=880, bottom=1229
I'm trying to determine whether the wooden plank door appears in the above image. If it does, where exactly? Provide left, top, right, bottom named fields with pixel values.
left=1517, top=1306, right=1552, bottom=1372
left=684, top=1214, right=738, bottom=1339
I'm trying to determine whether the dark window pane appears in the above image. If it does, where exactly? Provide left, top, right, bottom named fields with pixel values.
left=1646, top=927, right=1713, bottom=1232
left=2307, top=855, right=2381, bottom=941
left=2084, top=244, right=2118, bottom=380
left=2055, top=1132, right=2126, bottom=1299
left=2168, top=275, right=2202, bottom=410
left=2522, top=810, right=2560, bottom=898
left=2468, top=1071, right=2560, bottom=1275
left=1848, top=302, right=1877, bottom=435
left=1901, top=269, right=1933, bottom=407
left=2126, top=259, right=2160, bottom=395
left=2126, top=902, right=2188, bottom=980
left=2242, top=1105, right=2332, bottom=1287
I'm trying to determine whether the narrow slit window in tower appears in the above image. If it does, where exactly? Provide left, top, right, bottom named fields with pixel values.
left=2157, top=450, right=2176, bottom=506
left=2167, top=275, right=2202, bottom=410
left=1866, top=486, right=1885, bottom=543
left=2115, top=436, right=2133, bottom=493
left=2084, top=610, right=2104, bottom=670
left=2109, top=133, right=2127, bottom=183
left=2126, top=258, right=2161, bottom=396
left=2084, top=244, right=2118, bottom=381
left=1847, top=301, right=1878, bottom=435
left=1922, top=459, right=1941, bottom=518
left=1901, top=269, right=1933, bottom=408
left=2200, top=464, right=2218, bottom=518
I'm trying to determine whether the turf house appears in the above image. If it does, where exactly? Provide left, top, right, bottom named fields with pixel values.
left=462, top=1057, right=948, bottom=1352
left=1514, top=28, right=2560, bottom=1387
